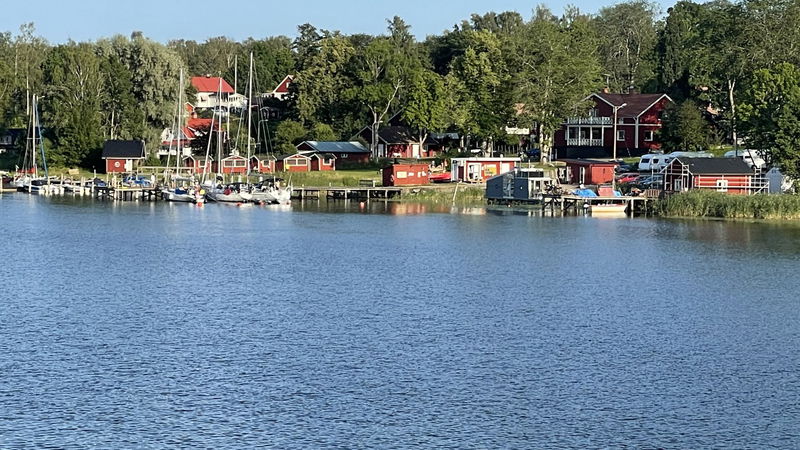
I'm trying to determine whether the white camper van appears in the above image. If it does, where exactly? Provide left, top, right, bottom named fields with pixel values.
left=724, top=150, right=765, bottom=170
left=638, top=154, right=666, bottom=172
left=641, top=151, right=713, bottom=172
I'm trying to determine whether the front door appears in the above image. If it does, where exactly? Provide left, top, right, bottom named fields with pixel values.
left=468, top=163, right=482, bottom=181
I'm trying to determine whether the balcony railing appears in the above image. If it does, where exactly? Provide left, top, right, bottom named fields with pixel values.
left=567, top=138, right=603, bottom=147
left=565, top=116, right=612, bottom=125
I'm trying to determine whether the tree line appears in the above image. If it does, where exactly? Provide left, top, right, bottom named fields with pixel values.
left=1, top=0, right=799, bottom=177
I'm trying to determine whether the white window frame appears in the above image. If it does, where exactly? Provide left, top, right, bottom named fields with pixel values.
left=716, top=179, right=729, bottom=192
left=617, top=130, right=625, bottom=141
left=644, top=130, right=654, bottom=141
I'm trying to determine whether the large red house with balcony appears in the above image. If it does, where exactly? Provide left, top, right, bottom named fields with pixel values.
left=554, top=91, right=673, bottom=159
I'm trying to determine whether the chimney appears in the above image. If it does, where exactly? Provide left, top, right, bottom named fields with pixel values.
left=602, top=87, right=610, bottom=94
left=628, top=86, right=639, bottom=95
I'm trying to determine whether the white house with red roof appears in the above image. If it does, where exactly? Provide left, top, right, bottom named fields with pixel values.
left=553, top=91, right=673, bottom=159
left=191, top=76, right=246, bottom=110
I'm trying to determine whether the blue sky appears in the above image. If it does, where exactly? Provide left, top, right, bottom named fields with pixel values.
left=6, top=0, right=677, bottom=44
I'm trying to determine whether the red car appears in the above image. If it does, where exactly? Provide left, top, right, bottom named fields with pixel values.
left=617, top=173, right=640, bottom=183
left=429, top=172, right=451, bottom=183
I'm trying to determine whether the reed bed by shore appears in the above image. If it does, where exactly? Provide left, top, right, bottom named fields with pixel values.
left=657, top=190, right=800, bottom=220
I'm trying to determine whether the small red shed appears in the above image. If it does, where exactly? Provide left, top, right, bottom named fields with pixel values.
left=101, top=140, right=146, bottom=174
left=276, top=153, right=311, bottom=172
left=250, top=154, right=276, bottom=173
left=382, top=163, right=430, bottom=186
left=560, top=159, right=617, bottom=185
left=309, top=153, right=336, bottom=171
left=216, top=154, right=248, bottom=174
left=186, top=155, right=213, bottom=174
left=663, top=157, right=766, bottom=194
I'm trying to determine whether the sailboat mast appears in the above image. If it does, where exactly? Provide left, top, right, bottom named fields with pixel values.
left=176, top=69, right=183, bottom=180
left=216, top=77, right=222, bottom=181
left=31, top=95, right=37, bottom=179
left=201, top=108, right=216, bottom=186
left=32, top=95, right=48, bottom=180
left=246, top=52, right=253, bottom=177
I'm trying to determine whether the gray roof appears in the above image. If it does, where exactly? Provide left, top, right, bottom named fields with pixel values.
left=676, top=157, right=754, bottom=174
left=101, top=140, right=146, bottom=159
left=298, top=141, right=369, bottom=153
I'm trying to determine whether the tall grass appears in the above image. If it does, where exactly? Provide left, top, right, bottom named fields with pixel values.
left=403, top=186, right=485, bottom=204
left=657, top=190, right=800, bottom=220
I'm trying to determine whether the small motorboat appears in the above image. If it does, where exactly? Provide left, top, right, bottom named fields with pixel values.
left=589, top=203, right=629, bottom=214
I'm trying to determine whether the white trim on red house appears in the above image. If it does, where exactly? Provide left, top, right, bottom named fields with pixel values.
left=635, top=94, right=673, bottom=119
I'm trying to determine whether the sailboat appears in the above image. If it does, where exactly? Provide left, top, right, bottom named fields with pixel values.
left=162, top=69, right=204, bottom=204
left=203, top=74, right=248, bottom=203
left=13, top=94, right=51, bottom=194
left=241, top=53, right=292, bottom=205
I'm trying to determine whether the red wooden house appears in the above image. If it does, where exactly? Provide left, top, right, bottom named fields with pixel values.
left=450, top=157, right=520, bottom=182
left=296, top=141, right=370, bottom=165
left=276, top=153, right=311, bottom=172
left=356, top=126, right=443, bottom=159
left=309, top=153, right=336, bottom=171
left=183, top=155, right=213, bottom=174
left=250, top=154, right=276, bottom=173
left=559, top=159, right=618, bottom=185
left=102, top=140, right=146, bottom=173
left=554, top=91, right=673, bottom=159
left=264, top=75, right=294, bottom=100
left=216, top=154, right=248, bottom=174
left=382, top=163, right=430, bottom=186
left=663, top=158, right=767, bottom=194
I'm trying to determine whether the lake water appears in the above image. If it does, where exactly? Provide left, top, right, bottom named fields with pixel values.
left=2, top=193, right=800, bottom=448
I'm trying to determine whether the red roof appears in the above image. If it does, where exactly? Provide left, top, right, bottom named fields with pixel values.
left=187, top=118, right=221, bottom=131
left=191, top=76, right=235, bottom=94
left=593, top=92, right=671, bottom=118
left=273, top=75, right=294, bottom=94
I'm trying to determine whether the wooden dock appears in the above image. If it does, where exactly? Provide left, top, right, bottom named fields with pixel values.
left=293, top=186, right=402, bottom=200
left=92, top=186, right=162, bottom=201
left=541, top=194, right=652, bottom=214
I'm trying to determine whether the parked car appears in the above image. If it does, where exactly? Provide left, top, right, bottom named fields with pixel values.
left=615, top=162, right=636, bottom=173
left=634, top=174, right=664, bottom=189
left=617, top=173, right=640, bottom=184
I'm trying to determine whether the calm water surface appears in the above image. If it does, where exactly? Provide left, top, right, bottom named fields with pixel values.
left=1, top=193, right=799, bottom=448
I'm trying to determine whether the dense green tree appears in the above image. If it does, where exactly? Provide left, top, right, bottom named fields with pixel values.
left=448, top=29, right=511, bottom=149
left=403, top=69, right=448, bottom=151
left=293, top=23, right=322, bottom=72
left=275, top=119, right=307, bottom=154
left=511, top=7, right=602, bottom=161
left=307, top=123, right=337, bottom=141
left=293, top=33, right=356, bottom=132
left=740, top=63, right=800, bottom=178
left=99, top=54, right=144, bottom=140
left=41, top=42, right=104, bottom=166
left=594, top=0, right=660, bottom=92
left=99, top=34, right=183, bottom=152
left=348, top=37, right=407, bottom=155
left=659, top=100, right=716, bottom=152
